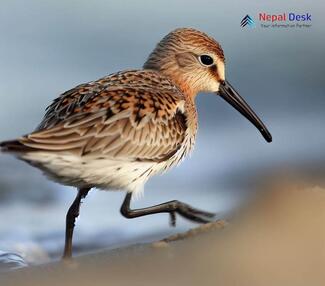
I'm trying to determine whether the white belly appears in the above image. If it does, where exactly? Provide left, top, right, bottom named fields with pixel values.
left=21, top=152, right=157, bottom=194
left=20, top=132, right=195, bottom=194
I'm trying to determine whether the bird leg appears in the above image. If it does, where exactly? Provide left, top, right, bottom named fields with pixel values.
left=62, top=187, right=90, bottom=259
left=120, top=192, right=215, bottom=226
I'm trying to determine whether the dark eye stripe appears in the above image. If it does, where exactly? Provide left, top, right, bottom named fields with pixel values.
left=209, top=64, right=217, bottom=73
left=199, top=55, right=214, bottom=66
left=209, top=65, right=221, bottom=81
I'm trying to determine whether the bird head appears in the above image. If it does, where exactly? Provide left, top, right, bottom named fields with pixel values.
left=144, top=28, right=272, bottom=143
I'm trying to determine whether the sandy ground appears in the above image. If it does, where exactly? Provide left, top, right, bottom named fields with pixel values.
left=1, top=180, right=325, bottom=286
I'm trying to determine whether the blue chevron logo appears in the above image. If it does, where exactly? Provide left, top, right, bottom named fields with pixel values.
left=241, top=15, right=255, bottom=28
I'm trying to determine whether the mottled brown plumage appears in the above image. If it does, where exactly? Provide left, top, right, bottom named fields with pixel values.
left=4, top=69, right=194, bottom=191
left=29, top=70, right=186, bottom=161
left=0, top=28, right=272, bottom=259
left=1, top=28, right=229, bottom=192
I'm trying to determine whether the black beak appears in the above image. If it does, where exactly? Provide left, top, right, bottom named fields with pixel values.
left=218, top=80, right=272, bottom=143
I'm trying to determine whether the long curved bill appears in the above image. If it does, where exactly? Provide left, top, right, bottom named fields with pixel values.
left=218, top=80, right=272, bottom=143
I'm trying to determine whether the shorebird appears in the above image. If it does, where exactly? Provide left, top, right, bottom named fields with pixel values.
left=0, top=28, right=272, bottom=259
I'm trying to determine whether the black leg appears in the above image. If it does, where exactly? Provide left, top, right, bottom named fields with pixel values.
left=120, top=192, right=215, bottom=226
left=62, top=187, right=90, bottom=259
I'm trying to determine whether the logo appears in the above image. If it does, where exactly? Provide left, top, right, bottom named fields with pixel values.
left=240, top=15, right=255, bottom=28
left=240, top=12, right=312, bottom=29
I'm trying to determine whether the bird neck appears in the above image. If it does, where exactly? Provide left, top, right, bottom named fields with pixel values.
left=143, top=57, right=199, bottom=101
left=171, top=75, right=198, bottom=100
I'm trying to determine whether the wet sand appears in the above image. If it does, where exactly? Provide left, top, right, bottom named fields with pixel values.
left=1, top=181, right=325, bottom=286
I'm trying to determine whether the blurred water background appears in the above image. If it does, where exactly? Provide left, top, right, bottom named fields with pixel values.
left=0, top=0, right=324, bottom=268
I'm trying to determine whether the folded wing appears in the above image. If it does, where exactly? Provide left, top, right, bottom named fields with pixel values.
left=10, top=73, right=187, bottom=163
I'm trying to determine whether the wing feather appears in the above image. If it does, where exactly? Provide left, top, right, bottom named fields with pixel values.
left=17, top=70, right=188, bottom=163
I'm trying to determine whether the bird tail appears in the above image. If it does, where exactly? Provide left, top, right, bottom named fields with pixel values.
left=0, top=139, right=33, bottom=153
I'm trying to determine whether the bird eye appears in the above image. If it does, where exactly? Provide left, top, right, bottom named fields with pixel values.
left=199, top=55, right=214, bottom=66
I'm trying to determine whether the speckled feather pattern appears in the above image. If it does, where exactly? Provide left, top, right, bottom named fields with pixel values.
left=13, top=70, right=196, bottom=193
left=0, top=28, right=226, bottom=194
